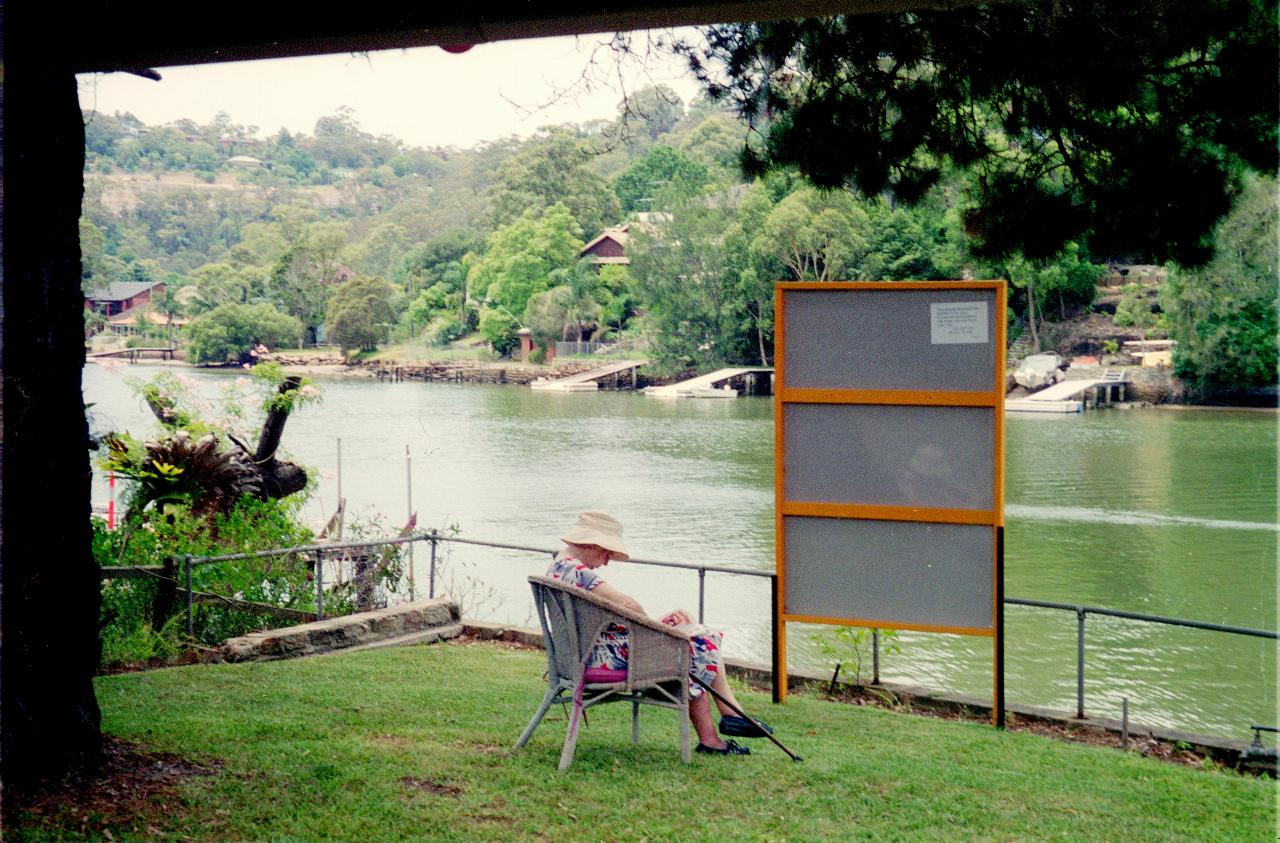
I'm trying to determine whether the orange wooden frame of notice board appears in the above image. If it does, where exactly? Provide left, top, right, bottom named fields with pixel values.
left=773, top=281, right=1007, bottom=726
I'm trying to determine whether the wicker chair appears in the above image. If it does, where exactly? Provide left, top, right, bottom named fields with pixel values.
left=516, top=575, right=693, bottom=770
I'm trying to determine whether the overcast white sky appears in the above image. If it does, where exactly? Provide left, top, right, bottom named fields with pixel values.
left=76, top=33, right=705, bottom=150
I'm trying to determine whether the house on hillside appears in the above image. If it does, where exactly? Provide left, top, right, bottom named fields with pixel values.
left=579, top=210, right=680, bottom=269
left=106, top=308, right=190, bottom=338
left=220, top=136, right=265, bottom=155
left=84, top=280, right=164, bottom=317
left=579, top=225, right=631, bottom=268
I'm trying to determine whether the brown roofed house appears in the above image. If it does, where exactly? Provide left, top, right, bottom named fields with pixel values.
left=578, top=224, right=631, bottom=267
left=84, top=280, right=164, bottom=317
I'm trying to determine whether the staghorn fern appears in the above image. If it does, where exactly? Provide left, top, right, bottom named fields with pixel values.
left=104, top=430, right=262, bottom=523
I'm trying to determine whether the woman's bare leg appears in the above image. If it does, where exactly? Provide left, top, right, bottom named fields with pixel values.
left=689, top=691, right=727, bottom=748
left=709, top=664, right=744, bottom=717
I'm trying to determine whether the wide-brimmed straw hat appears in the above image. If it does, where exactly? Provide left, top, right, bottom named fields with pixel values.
left=560, top=510, right=629, bottom=560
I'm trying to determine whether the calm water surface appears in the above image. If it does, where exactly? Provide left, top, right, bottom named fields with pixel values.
left=84, top=364, right=1277, bottom=738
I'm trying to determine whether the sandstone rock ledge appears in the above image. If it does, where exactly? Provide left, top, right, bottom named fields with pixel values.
left=222, top=598, right=462, bottom=662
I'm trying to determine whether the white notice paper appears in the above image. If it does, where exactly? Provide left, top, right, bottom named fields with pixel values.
left=930, top=302, right=988, bottom=345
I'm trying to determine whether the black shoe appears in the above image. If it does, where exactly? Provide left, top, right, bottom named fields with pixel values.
left=696, top=739, right=751, bottom=755
left=719, top=715, right=774, bottom=738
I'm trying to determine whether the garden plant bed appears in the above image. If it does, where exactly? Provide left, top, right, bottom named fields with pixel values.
left=96, top=647, right=214, bottom=675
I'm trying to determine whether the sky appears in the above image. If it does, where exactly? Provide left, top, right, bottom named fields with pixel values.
left=76, top=33, right=705, bottom=151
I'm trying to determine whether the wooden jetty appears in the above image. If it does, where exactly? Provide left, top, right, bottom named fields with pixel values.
left=87, top=346, right=179, bottom=363
left=529, top=360, right=646, bottom=392
left=644, top=367, right=773, bottom=399
left=1005, top=369, right=1130, bottom=414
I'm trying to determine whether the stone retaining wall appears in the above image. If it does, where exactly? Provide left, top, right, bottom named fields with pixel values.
left=260, top=353, right=694, bottom=390
left=222, top=598, right=461, bottom=662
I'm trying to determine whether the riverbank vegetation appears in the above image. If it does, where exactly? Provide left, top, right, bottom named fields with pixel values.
left=5, top=641, right=1271, bottom=841
left=92, top=368, right=407, bottom=666
left=81, top=20, right=1276, bottom=397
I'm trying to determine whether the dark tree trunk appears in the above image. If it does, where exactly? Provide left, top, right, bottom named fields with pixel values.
left=151, top=557, right=179, bottom=631
left=1, top=22, right=104, bottom=782
left=253, top=376, right=308, bottom=499
left=146, top=375, right=309, bottom=502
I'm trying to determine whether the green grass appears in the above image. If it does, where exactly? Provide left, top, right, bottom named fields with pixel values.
left=365, top=338, right=503, bottom=364
left=9, top=641, right=1273, bottom=842
left=553, top=347, right=645, bottom=362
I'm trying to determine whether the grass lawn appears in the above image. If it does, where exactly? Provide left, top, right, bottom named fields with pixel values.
left=361, top=340, right=503, bottom=365
left=7, top=640, right=1272, bottom=842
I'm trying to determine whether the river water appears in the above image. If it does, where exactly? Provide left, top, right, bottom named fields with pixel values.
left=84, top=364, right=1277, bottom=739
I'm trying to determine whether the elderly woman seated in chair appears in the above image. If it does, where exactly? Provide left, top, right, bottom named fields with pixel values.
left=547, top=510, right=770, bottom=756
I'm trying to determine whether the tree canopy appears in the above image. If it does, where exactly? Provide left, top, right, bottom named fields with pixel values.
left=612, top=146, right=709, bottom=213
left=467, top=203, right=584, bottom=320
left=1165, top=173, right=1278, bottom=393
left=752, top=185, right=870, bottom=281
left=324, top=275, right=399, bottom=353
left=617, top=84, right=686, bottom=141
left=678, top=1, right=1277, bottom=265
left=185, top=302, right=303, bottom=364
left=486, top=129, right=621, bottom=238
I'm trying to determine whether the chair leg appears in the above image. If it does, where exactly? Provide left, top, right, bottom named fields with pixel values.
left=516, top=687, right=559, bottom=748
left=631, top=699, right=640, bottom=745
left=680, top=689, right=691, bottom=763
left=558, top=700, right=585, bottom=771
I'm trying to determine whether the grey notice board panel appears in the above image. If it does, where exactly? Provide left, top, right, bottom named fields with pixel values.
left=784, top=516, right=993, bottom=630
left=784, top=404, right=994, bottom=510
left=784, top=287, right=998, bottom=392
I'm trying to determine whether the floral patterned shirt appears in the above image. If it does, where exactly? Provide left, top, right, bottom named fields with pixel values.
left=545, top=554, right=724, bottom=697
left=546, top=555, right=629, bottom=670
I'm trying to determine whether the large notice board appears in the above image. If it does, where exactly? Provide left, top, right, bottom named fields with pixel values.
left=774, top=281, right=1006, bottom=717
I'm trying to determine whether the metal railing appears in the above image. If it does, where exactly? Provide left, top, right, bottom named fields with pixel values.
left=164, top=529, right=1276, bottom=719
left=1003, top=597, right=1277, bottom=719
left=432, top=532, right=776, bottom=623
left=555, top=340, right=608, bottom=356
left=179, top=533, right=426, bottom=634
left=411, top=532, right=782, bottom=700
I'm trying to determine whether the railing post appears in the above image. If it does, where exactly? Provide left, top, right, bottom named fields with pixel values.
left=771, top=574, right=781, bottom=705
left=316, top=548, right=325, bottom=621
left=428, top=531, right=438, bottom=600
left=872, top=628, right=881, bottom=685
left=697, top=568, right=706, bottom=624
left=406, top=444, right=414, bottom=602
left=185, top=554, right=194, bottom=639
left=1076, top=607, right=1086, bottom=718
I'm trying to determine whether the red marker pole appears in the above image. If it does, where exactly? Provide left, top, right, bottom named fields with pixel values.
left=107, top=471, right=116, bottom=530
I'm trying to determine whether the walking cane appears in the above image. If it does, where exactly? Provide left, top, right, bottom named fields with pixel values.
left=691, top=676, right=803, bottom=763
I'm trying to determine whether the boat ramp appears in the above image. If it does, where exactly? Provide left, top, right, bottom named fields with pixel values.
left=644, top=367, right=774, bottom=399
left=529, top=360, right=646, bottom=392
left=87, top=346, right=180, bottom=363
left=1005, top=369, right=1130, bottom=413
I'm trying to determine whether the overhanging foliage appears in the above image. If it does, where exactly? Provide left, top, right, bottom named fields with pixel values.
left=679, top=1, right=1277, bottom=264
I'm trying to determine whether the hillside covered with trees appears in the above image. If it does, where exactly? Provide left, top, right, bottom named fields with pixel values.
left=81, top=73, right=1276, bottom=396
